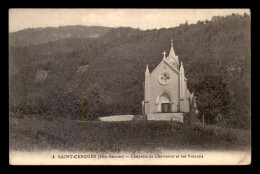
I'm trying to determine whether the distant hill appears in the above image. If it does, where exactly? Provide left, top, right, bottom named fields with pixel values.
left=9, top=25, right=112, bottom=46
left=9, top=13, right=251, bottom=129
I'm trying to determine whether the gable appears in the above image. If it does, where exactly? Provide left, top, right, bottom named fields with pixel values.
left=150, top=58, right=179, bottom=77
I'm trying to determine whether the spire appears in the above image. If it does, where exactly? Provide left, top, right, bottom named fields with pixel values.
left=145, top=64, right=150, bottom=76
left=180, top=61, right=185, bottom=99
left=168, top=39, right=177, bottom=58
left=180, top=62, right=184, bottom=72
left=167, top=39, right=179, bottom=66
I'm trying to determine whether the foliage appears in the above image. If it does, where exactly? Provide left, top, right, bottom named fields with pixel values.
left=194, top=75, right=231, bottom=125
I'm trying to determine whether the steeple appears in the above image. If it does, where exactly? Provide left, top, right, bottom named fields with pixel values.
left=167, top=39, right=179, bottom=66
left=168, top=39, right=176, bottom=58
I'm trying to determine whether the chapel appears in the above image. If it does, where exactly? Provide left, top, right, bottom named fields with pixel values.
left=142, top=40, right=194, bottom=122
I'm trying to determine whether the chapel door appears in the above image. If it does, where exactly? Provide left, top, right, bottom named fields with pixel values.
left=161, top=103, right=171, bottom=113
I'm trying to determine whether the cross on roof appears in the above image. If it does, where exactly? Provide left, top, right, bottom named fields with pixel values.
left=162, top=51, right=166, bottom=58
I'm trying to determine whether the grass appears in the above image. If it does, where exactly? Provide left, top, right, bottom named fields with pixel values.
left=9, top=113, right=251, bottom=153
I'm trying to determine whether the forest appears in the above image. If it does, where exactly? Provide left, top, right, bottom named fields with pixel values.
left=9, top=13, right=251, bottom=130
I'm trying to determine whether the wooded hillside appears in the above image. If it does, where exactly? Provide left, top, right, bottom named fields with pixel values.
left=9, top=13, right=251, bottom=129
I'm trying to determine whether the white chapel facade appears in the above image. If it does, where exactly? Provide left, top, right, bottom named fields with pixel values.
left=142, top=40, right=193, bottom=122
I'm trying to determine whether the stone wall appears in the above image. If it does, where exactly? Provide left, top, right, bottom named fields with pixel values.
left=147, top=113, right=184, bottom=123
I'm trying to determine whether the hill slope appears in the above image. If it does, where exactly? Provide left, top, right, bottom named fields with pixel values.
left=9, top=14, right=251, bottom=129
left=9, top=25, right=112, bottom=46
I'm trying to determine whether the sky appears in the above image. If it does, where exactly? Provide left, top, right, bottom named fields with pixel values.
left=9, top=9, right=250, bottom=33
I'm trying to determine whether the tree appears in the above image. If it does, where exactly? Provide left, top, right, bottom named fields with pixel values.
left=77, top=85, right=111, bottom=120
left=194, top=75, right=231, bottom=125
